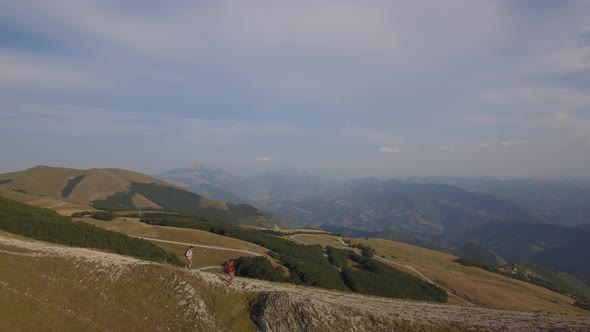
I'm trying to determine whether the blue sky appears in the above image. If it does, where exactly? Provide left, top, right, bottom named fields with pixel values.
left=1, top=0, right=590, bottom=179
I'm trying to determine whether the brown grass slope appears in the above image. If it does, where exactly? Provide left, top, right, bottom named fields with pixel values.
left=288, top=233, right=590, bottom=315
left=72, top=217, right=590, bottom=317
left=0, top=165, right=233, bottom=210
left=2, top=232, right=590, bottom=331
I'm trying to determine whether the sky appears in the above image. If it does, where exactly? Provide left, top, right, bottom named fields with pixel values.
left=1, top=0, right=590, bottom=179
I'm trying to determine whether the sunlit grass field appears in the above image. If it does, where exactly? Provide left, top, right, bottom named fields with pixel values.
left=0, top=243, right=257, bottom=331
left=284, top=232, right=587, bottom=314
left=79, top=217, right=272, bottom=268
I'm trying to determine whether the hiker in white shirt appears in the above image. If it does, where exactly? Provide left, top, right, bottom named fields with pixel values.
left=185, top=246, right=194, bottom=268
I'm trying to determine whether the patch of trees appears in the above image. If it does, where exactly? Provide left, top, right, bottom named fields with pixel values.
left=91, top=182, right=279, bottom=227
left=454, top=257, right=497, bottom=272
left=234, top=256, right=286, bottom=282
left=0, top=179, right=12, bottom=185
left=92, top=191, right=135, bottom=210
left=60, top=175, right=85, bottom=198
left=71, top=211, right=117, bottom=221
left=350, top=243, right=375, bottom=258
left=326, top=246, right=448, bottom=302
left=141, top=213, right=448, bottom=301
left=0, top=197, right=181, bottom=266
left=141, top=213, right=348, bottom=291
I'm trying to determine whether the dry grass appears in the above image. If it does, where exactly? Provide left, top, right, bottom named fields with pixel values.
left=0, top=166, right=185, bottom=204
left=289, top=234, right=349, bottom=249
left=82, top=218, right=269, bottom=253
left=78, top=217, right=277, bottom=269
left=352, top=238, right=588, bottom=315
left=284, top=234, right=589, bottom=314
left=0, top=243, right=256, bottom=332
left=0, top=166, right=84, bottom=198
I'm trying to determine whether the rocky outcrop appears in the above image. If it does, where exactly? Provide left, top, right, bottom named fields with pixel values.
left=251, top=291, right=393, bottom=332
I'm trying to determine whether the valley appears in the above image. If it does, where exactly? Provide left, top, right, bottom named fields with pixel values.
left=2, top=165, right=590, bottom=330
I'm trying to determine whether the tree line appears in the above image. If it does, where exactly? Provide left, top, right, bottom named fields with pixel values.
left=0, top=197, right=181, bottom=266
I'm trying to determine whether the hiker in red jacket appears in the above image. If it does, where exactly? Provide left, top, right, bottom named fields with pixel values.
left=225, top=259, right=235, bottom=286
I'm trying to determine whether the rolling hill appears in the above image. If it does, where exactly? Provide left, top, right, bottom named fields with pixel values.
left=0, top=166, right=280, bottom=228
left=4, top=232, right=590, bottom=331
left=2, top=195, right=590, bottom=330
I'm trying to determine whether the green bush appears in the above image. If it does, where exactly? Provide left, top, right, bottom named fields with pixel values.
left=235, top=256, right=286, bottom=282
left=0, top=197, right=181, bottom=266
left=361, top=246, right=375, bottom=258
left=71, top=211, right=116, bottom=221
left=342, top=256, right=447, bottom=302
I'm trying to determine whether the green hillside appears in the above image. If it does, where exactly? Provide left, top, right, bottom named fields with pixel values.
left=515, top=264, right=590, bottom=300
left=0, top=166, right=281, bottom=228
left=451, top=242, right=505, bottom=266
left=0, top=197, right=181, bottom=265
left=93, top=182, right=280, bottom=228
left=467, top=221, right=590, bottom=285
left=140, top=213, right=447, bottom=302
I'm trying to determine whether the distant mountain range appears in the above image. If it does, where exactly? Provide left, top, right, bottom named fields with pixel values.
left=156, top=165, right=590, bottom=284
left=402, top=177, right=590, bottom=227
left=156, top=165, right=334, bottom=205
left=0, top=166, right=280, bottom=228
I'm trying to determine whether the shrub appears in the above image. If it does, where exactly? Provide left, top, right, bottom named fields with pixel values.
left=234, top=256, right=286, bottom=282
left=0, top=197, right=181, bottom=266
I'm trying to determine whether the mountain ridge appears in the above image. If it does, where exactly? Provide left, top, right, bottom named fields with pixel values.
left=0, top=166, right=280, bottom=228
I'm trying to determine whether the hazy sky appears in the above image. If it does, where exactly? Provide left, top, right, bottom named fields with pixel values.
left=1, top=0, right=590, bottom=179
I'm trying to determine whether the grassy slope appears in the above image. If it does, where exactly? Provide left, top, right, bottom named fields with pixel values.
left=0, top=238, right=256, bottom=332
left=517, top=264, right=590, bottom=300
left=80, top=217, right=275, bottom=268
left=290, top=233, right=586, bottom=314
left=95, top=216, right=588, bottom=314
left=0, top=166, right=182, bottom=204
left=0, top=166, right=276, bottom=226
left=0, top=165, right=84, bottom=197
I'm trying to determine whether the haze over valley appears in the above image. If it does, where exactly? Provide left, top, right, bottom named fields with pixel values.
left=2, top=1, right=590, bottom=330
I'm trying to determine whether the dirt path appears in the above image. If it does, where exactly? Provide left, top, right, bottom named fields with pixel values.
left=134, top=236, right=264, bottom=257
left=45, top=201, right=65, bottom=209
left=2, top=233, right=589, bottom=331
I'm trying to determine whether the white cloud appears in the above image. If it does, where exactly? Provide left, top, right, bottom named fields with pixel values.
left=343, top=127, right=400, bottom=146
left=378, top=147, right=401, bottom=153
left=252, top=157, right=272, bottom=162
left=0, top=51, right=110, bottom=91
left=499, top=140, right=528, bottom=147
left=0, top=103, right=160, bottom=135
left=234, top=157, right=273, bottom=163
left=479, top=142, right=491, bottom=149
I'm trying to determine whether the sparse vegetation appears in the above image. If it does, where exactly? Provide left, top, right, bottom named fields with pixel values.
left=0, top=179, right=12, bottom=185
left=0, top=197, right=181, bottom=265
